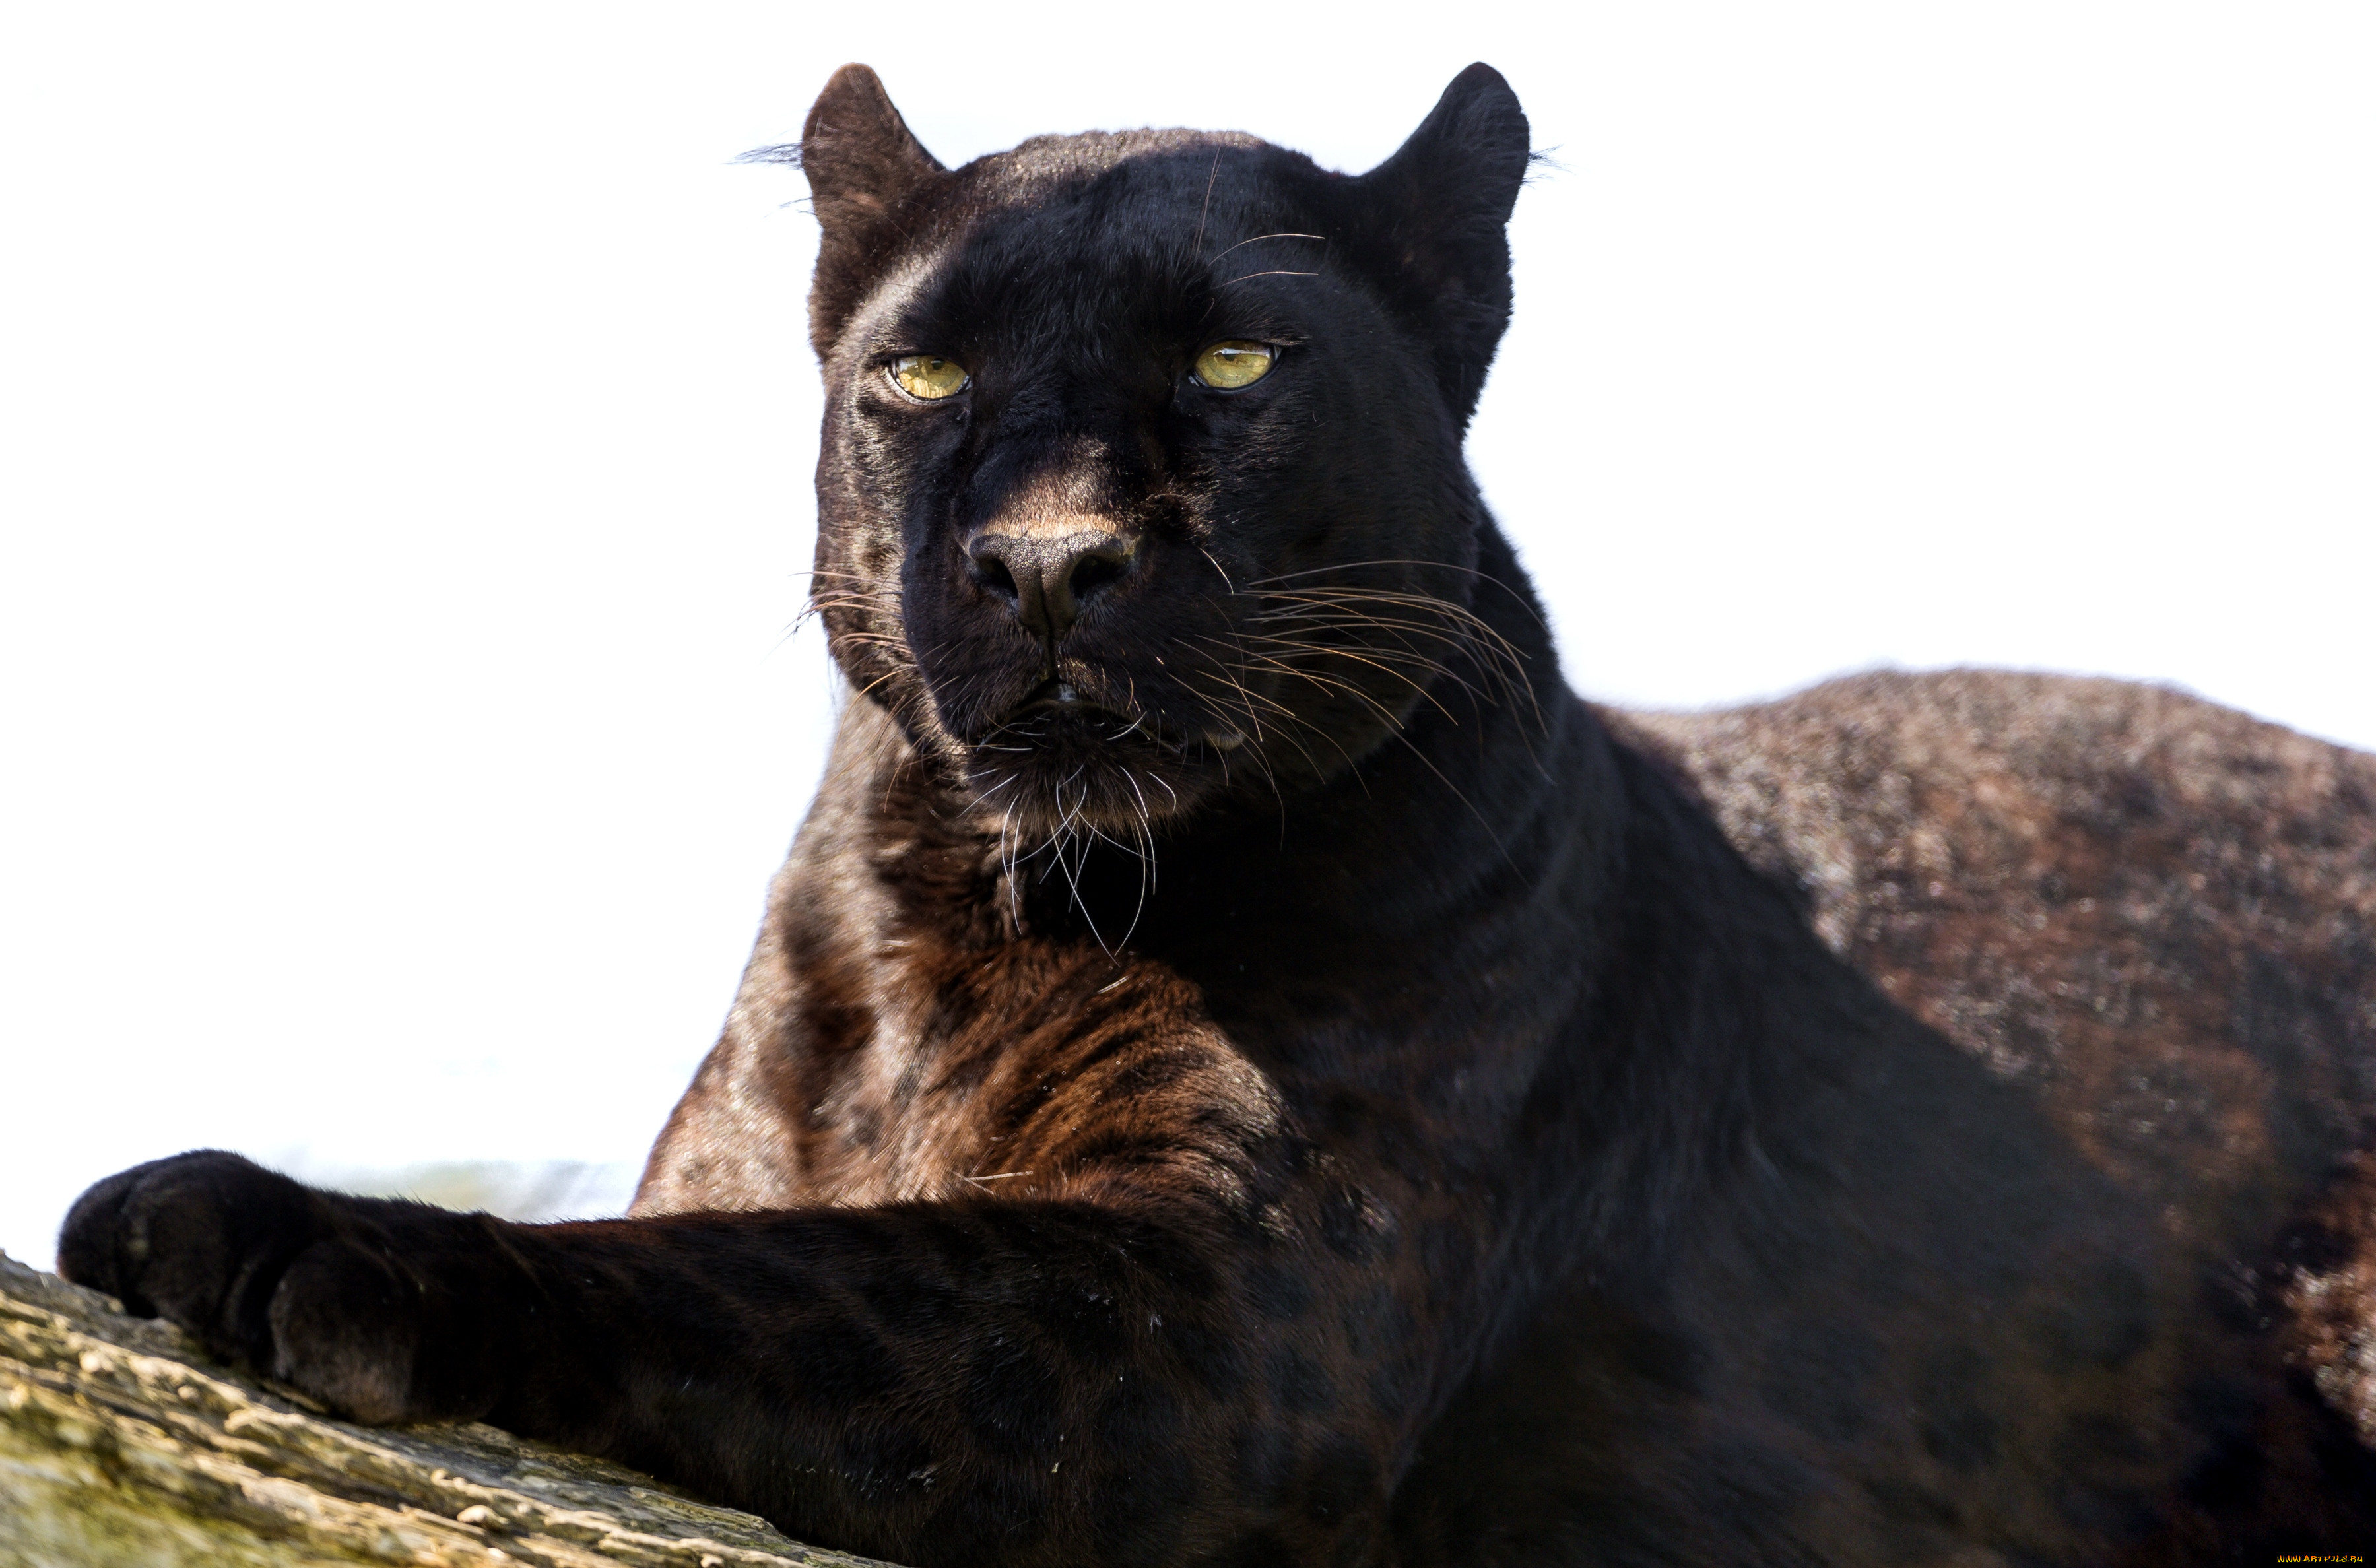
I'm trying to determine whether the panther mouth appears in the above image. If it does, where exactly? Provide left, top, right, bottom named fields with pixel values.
left=1010, top=679, right=1110, bottom=720
left=954, top=676, right=1249, bottom=838
left=987, top=681, right=1246, bottom=756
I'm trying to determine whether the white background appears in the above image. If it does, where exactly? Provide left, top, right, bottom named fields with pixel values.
left=4, top=3, right=2370, bottom=1267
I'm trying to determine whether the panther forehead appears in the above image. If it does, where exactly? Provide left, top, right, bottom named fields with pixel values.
left=852, top=138, right=1339, bottom=356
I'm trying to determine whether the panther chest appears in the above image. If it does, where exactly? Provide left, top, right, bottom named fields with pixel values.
left=780, top=934, right=1282, bottom=1212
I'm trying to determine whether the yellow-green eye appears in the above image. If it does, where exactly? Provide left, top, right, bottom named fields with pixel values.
left=890, top=354, right=969, bottom=400
left=1192, top=341, right=1276, bottom=390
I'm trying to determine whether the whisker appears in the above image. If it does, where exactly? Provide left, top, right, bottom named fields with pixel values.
left=1206, top=231, right=1325, bottom=264
left=1191, top=150, right=1221, bottom=258
left=1252, top=657, right=1519, bottom=868
left=1198, top=547, right=1238, bottom=595
left=1239, top=637, right=1483, bottom=717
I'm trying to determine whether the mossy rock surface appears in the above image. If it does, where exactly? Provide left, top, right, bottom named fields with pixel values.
left=0, top=1251, right=894, bottom=1568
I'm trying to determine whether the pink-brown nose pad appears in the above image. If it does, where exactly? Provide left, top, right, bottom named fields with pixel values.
left=966, top=527, right=1137, bottom=641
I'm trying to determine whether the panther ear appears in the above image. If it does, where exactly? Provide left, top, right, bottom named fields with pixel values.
left=799, top=64, right=949, bottom=354
left=1349, top=63, right=1532, bottom=425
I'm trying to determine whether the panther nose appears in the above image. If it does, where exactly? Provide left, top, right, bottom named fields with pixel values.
left=966, top=523, right=1137, bottom=641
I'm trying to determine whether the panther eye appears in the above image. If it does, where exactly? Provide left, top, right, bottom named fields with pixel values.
left=1191, top=341, right=1276, bottom=391
left=889, top=355, right=970, bottom=400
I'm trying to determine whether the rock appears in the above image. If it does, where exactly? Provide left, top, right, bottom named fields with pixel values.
left=0, top=1251, right=895, bottom=1568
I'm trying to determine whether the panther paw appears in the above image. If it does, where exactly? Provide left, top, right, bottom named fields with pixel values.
left=58, top=1150, right=424, bottom=1422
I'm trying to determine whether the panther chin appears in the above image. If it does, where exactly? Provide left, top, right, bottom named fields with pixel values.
left=956, top=681, right=1249, bottom=843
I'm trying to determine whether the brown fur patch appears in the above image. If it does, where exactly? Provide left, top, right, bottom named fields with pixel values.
left=1611, top=669, right=2376, bottom=1433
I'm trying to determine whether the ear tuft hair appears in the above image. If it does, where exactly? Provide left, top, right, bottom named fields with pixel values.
left=1349, top=63, right=1532, bottom=425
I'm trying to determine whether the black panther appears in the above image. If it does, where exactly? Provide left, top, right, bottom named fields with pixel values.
left=61, top=63, right=2376, bottom=1564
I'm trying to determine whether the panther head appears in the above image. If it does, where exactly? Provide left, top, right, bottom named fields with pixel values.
left=790, top=63, right=1533, bottom=845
